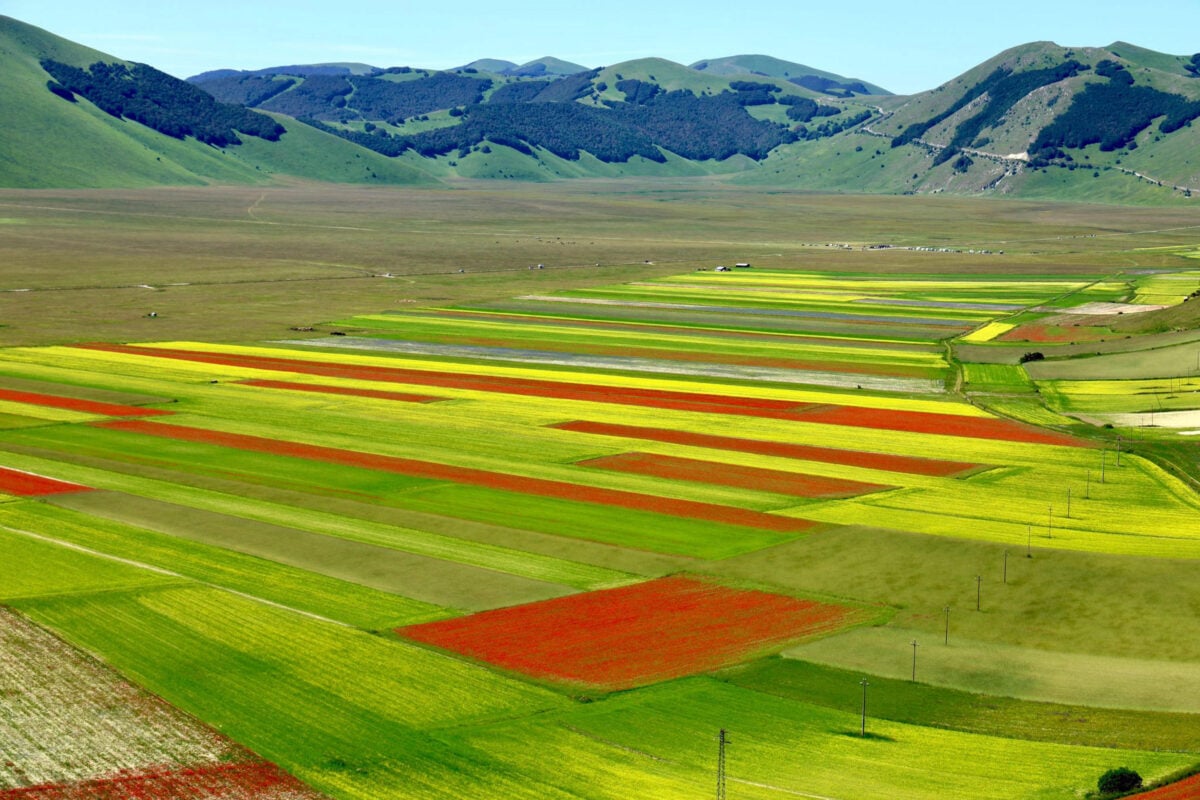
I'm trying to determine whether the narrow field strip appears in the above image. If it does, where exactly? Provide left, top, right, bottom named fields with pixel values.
left=0, top=467, right=92, bottom=497
left=398, top=576, right=870, bottom=691
left=93, top=419, right=815, bottom=533
left=425, top=308, right=942, bottom=349
left=795, top=405, right=1086, bottom=447
left=0, top=761, right=327, bottom=799
left=578, top=452, right=892, bottom=499
left=551, top=420, right=982, bottom=477
left=77, top=343, right=823, bottom=419
left=291, top=337, right=944, bottom=394
left=240, top=379, right=445, bottom=404
left=0, top=387, right=170, bottom=418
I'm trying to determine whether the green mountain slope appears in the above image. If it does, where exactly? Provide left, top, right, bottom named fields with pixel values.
left=0, top=16, right=434, bottom=188
left=690, top=54, right=891, bottom=95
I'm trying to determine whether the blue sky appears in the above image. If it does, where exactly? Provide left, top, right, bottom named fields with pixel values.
left=3, top=0, right=1198, bottom=94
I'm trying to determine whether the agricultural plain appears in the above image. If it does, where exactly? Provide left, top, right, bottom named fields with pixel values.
left=1, top=185, right=1200, bottom=799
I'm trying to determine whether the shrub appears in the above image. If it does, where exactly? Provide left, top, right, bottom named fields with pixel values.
left=1018, top=352, right=1045, bottom=364
left=1097, top=767, right=1142, bottom=794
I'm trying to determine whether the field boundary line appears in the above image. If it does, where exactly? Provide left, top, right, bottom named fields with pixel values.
left=0, top=524, right=352, bottom=628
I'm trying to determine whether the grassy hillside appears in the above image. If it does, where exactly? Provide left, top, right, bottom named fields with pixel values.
left=0, top=16, right=434, bottom=188
left=691, top=53, right=891, bottom=95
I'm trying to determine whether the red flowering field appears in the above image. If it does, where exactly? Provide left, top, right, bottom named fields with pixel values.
left=1127, top=773, right=1200, bottom=800
left=0, top=762, right=324, bottom=800
left=0, top=467, right=91, bottom=497
left=96, top=419, right=814, bottom=533
left=578, top=452, right=891, bottom=498
left=552, top=420, right=981, bottom=477
left=397, top=576, right=869, bottom=690
left=0, top=388, right=168, bottom=418
left=796, top=404, right=1085, bottom=447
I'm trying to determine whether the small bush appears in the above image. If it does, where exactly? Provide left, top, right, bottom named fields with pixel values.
left=1018, top=351, right=1045, bottom=364
left=1098, top=767, right=1142, bottom=794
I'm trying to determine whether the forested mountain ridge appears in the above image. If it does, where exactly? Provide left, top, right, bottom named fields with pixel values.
left=3, top=13, right=1198, bottom=203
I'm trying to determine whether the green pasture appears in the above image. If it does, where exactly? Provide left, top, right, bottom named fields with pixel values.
left=1038, top=377, right=1200, bottom=415
left=3, top=500, right=454, bottom=627
left=1025, top=339, right=1200, bottom=381
left=718, top=659, right=1200, bottom=752
left=0, top=524, right=179, bottom=601
left=702, top=525, right=1200, bottom=663
left=498, top=678, right=1190, bottom=800
left=961, top=363, right=1035, bottom=393
left=788, top=626, right=1200, bottom=713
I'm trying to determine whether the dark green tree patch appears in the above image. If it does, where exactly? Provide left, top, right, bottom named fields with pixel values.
left=41, top=59, right=284, bottom=146
left=1033, top=82, right=1200, bottom=152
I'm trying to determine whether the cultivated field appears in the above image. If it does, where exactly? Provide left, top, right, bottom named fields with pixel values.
left=1, top=184, right=1200, bottom=799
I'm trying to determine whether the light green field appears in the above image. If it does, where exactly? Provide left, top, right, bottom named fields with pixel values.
left=787, top=626, right=1200, bottom=712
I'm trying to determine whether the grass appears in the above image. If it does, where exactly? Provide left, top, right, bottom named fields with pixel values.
left=515, top=677, right=1191, bottom=800
left=718, top=658, right=1200, bottom=751
left=701, top=525, right=1200, bottom=663
left=1, top=183, right=1199, bottom=346
left=787, top=626, right=1200, bottom=712
left=0, top=523, right=180, bottom=601
left=2, top=499, right=458, bottom=627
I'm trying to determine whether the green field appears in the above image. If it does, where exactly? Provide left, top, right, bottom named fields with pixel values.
left=2, top=185, right=1200, bottom=799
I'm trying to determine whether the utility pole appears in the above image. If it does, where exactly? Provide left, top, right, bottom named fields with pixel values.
left=1047, top=505, right=1053, bottom=539
left=943, top=606, right=951, bottom=645
left=1026, top=524, right=1032, bottom=558
left=859, top=680, right=870, bottom=737
left=1086, top=469, right=1091, bottom=500
left=716, top=729, right=729, bottom=800
left=975, top=575, right=983, bottom=611
left=1101, top=449, right=1106, bottom=484
left=1066, top=487, right=1071, bottom=519
left=1003, top=550, right=1009, bottom=584
left=911, top=639, right=919, bottom=682
left=1116, top=435, right=1122, bottom=467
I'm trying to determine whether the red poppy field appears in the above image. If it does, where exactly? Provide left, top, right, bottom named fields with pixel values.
left=0, top=762, right=324, bottom=800
left=0, top=388, right=169, bottom=418
left=551, top=420, right=982, bottom=476
left=578, top=451, right=891, bottom=498
left=0, top=466, right=91, bottom=497
left=1127, top=774, right=1200, bottom=800
left=796, top=404, right=1086, bottom=446
left=397, top=576, right=869, bottom=690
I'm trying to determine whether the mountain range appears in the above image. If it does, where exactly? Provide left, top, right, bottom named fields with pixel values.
left=2, top=14, right=1198, bottom=202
